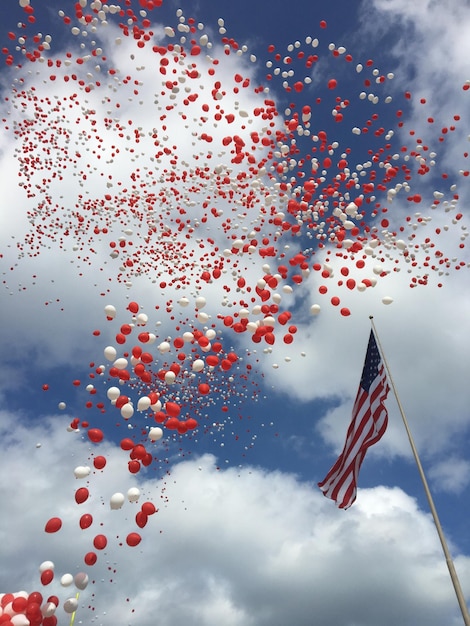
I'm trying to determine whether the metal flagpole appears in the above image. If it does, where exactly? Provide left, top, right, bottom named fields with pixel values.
left=370, top=316, right=470, bottom=626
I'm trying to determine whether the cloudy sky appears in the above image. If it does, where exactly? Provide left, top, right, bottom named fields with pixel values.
left=1, top=1, right=469, bottom=625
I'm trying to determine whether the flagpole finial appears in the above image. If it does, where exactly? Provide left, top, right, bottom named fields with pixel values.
left=369, top=315, right=374, bottom=320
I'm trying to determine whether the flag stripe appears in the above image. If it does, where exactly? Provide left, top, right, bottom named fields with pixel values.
left=318, top=331, right=389, bottom=509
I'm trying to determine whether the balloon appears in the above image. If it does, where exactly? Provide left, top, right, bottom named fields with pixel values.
left=135, top=511, right=148, bottom=528
left=63, top=598, right=78, bottom=614
left=39, top=561, right=54, bottom=573
left=141, top=502, right=156, bottom=515
left=149, top=427, right=163, bottom=441
left=127, top=488, right=140, bottom=502
left=126, top=532, right=142, bottom=547
left=93, top=534, right=107, bottom=550
left=93, top=456, right=107, bottom=470
left=73, top=466, right=91, bottom=479
left=44, top=518, right=62, bottom=533
left=74, top=572, right=89, bottom=590
left=60, top=574, right=73, bottom=587
left=110, top=493, right=125, bottom=510
left=74, top=487, right=89, bottom=504
left=120, top=402, right=134, bottom=419
left=40, top=569, right=54, bottom=586
left=84, top=552, right=97, bottom=566
left=79, top=513, right=93, bottom=529
left=87, top=428, right=104, bottom=443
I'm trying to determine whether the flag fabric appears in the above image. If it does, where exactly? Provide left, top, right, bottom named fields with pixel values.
left=318, top=330, right=390, bottom=509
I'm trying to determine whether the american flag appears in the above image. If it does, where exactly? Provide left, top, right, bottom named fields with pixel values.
left=318, top=330, right=390, bottom=509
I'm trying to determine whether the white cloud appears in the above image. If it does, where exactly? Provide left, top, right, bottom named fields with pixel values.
left=429, top=457, right=470, bottom=494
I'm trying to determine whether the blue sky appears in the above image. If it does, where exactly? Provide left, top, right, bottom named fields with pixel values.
left=1, top=1, right=470, bottom=625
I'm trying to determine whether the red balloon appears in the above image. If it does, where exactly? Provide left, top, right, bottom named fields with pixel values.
left=93, top=455, right=107, bottom=469
left=45, top=517, right=62, bottom=533
left=135, top=511, right=148, bottom=528
left=128, top=460, right=141, bottom=474
left=79, top=513, right=93, bottom=529
left=75, top=487, right=89, bottom=504
left=126, top=532, right=142, bottom=547
left=28, top=592, right=43, bottom=605
left=84, top=551, right=97, bottom=566
left=41, top=569, right=54, bottom=586
left=120, top=438, right=134, bottom=450
left=87, top=428, right=104, bottom=443
left=141, top=501, right=156, bottom=515
left=93, top=534, right=107, bottom=550
left=12, top=597, right=28, bottom=612
left=165, top=401, right=181, bottom=417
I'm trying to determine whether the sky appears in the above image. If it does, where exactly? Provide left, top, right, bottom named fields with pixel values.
left=0, top=1, right=469, bottom=625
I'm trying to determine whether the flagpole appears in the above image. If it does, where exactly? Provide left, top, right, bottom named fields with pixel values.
left=370, top=316, right=470, bottom=626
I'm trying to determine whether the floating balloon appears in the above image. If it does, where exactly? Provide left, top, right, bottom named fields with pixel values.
left=44, top=518, right=62, bottom=534
left=74, top=572, right=89, bottom=591
left=79, top=513, right=93, bottom=530
left=126, top=532, right=142, bottom=547
left=110, top=493, right=125, bottom=510
left=63, top=597, right=78, bottom=614
left=87, top=429, right=104, bottom=444
left=60, top=574, right=73, bottom=587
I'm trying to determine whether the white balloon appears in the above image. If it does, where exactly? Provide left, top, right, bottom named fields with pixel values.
left=74, top=466, right=91, bottom=479
left=149, top=427, right=163, bottom=441
left=63, top=598, right=78, bottom=614
left=104, top=304, right=116, bottom=319
left=104, top=346, right=117, bottom=361
left=113, top=357, right=128, bottom=370
left=150, top=399, right=162, bottom=412
left=164, top=371, right=176, bottom=384
left=192, top=359, right=204, bottom=372
left=310, top=304, right=321, bottom=315
left=74, top=572, right=89, bottom=590
left=382, top=296, right=394, bottom=305
left=136, top=313, right=148, bottom=325
left=58, top=402, right=66, bottom=410
left=121, top=403, right=134, bottom=419
left=110, top=492, right=125, bottom=509
left=60, top=573, right=74, bottom=587
left=127, top=487, right=140, bottom=502
left=11, top=615, right=30, bottom=626
left=195, top=296, right=206, bottom=309
left=39, top=560, right=55, bottom=573
left=158, top=341, right=171, bottom=354
left=41, top=601, right=57, bottom=617
left=137, top=396, right=151, bottom=411
left=107, top=386, right=121, bottom=401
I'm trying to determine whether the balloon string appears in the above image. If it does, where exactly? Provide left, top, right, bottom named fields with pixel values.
left=69, top=592, right=80, bottom=626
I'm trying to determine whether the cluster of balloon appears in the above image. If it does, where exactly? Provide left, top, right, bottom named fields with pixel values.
left=0, top=563, right=87, bottom=625
left=40, top=297, right=264, bottom=575
left=1, top=0, right=469, bottom=621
